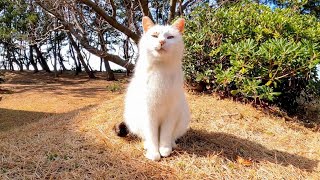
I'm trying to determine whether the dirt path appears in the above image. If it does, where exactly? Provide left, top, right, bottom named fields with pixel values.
left=0, top=71, right=319, bottom=179
left=0, top=71, right=123, bottom=131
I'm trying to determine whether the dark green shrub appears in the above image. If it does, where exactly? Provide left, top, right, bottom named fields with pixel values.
left=183, top=2, right=320, bottom=112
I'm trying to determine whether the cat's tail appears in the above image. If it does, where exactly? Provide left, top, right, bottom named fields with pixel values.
left=114, top=122, right=129, bottom=137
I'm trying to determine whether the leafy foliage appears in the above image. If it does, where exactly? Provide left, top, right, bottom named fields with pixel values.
left=269, top=0, right=320, bottom=19
left=183, top=2, right=320, bottom=112
left=0, top=0, right=37, bottom=41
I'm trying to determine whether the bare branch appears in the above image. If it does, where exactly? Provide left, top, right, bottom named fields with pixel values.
left=67, top=23, right=134, bottom=70
left=168, top=0, right=177, bottom=23
left=108, top=0, right=116, bottom=19
left=68, top=22, right=134, bottom=70
left=181, top=0, right=197, bottom=12
left=77, top=0, right=140, bottom=43
left=137, top=0, right=155, bottom=22
left=33, top=25, right=64, bottom=44
left=36, top=1, right=134, bottom=70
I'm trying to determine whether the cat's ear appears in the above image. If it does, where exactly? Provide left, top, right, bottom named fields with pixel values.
left=142, top=16, right=155, bottom=33
left=172, top=18, right=185, bottom=33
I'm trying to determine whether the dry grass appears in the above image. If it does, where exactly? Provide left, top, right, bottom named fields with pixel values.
left=0, top=71, right=319, bottom=179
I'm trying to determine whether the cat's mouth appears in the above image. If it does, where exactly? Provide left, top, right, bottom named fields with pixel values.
left=155, top=47, right=166, bottom=53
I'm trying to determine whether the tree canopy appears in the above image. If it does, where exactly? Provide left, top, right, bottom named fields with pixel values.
left=0, top=0, right=204, bottom=78
left=0, top=0, right=319, bottom=85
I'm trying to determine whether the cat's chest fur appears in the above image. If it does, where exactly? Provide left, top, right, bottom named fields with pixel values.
left=147, top=70, right=175, bottom=96
left=148, top=66, right=176, bottom=85
left=144, top=68, right=181, bottom=115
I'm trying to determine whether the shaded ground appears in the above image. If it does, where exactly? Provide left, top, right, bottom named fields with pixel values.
left=0, top=71, right=319, bottom=179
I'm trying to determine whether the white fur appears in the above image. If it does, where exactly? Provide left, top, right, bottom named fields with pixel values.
left=124, top=24, right=190, bottom=161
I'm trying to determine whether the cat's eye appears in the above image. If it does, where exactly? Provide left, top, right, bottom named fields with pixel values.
left=167, top=36, right=174, bottom=39
left=151, top=34, right=158, bottom=38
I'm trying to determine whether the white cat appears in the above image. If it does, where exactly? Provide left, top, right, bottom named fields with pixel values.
left=118, top=16, right=190, bottom=161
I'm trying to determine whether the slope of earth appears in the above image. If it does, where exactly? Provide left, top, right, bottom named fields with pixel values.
left=0, top=71, right=319, bottom=179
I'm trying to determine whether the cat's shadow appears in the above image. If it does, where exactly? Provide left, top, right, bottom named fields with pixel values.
left=172, top=128, right=318, bottom=171
left=125, top=128, right=318, bottom=171
left=126, top=129, right=319, bottom=172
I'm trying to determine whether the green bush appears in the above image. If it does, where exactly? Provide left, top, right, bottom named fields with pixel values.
left=183, top=2, right=320, bottom=112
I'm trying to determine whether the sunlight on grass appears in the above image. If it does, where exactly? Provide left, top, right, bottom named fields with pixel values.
left=106, top=82, right=123, bottom=93
left=0, top=72, right=319, bottom=179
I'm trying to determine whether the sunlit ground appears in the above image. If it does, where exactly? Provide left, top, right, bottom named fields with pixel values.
left=0, top=71, right=319, bottom=179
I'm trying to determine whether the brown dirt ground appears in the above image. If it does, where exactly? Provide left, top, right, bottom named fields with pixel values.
left=0, top=71, right=319, bottom=179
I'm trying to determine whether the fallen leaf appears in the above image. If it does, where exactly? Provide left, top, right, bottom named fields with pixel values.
left=236, top=156, right=253, bottom=166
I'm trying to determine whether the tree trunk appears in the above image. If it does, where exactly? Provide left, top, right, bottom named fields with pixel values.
left=168, top=0, right=177, bottom=23
left=57, top=38, right=67, bottom=71
left=67, top=33, right=95, bottom=78
left=33, top=44, right=51, bottom=72
left=28, top=45, right=39, bottom=73
left=58, top=53, right=66, bottom=71
left=23, top=49, right=30, bottom=71
left=52, top=32, right=58, bottom=77
left=53, top=42, right=58, bottom=77
left=104, top=59, right=115, bottom=81
left=9, top=60, right=14, bottom=71
left=2, top=61, right=7, bottom=70
left=100, top=58, right=103, bottom=72
left=6, top=49, right=14, bottom=71
left=12, top=50, right=23, bottom=71
left=77, top=58, right=82, bottom=74
left=99, top=32, right=115, bottom=81
left=69, top=44, right=81, bottom=75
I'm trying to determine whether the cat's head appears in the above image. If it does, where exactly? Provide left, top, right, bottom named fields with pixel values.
left=139, top=16, right=185, bottom=63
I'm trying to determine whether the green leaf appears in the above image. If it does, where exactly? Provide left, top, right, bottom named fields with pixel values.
left=240, top=67, right=246, bottom=74
left=271, top=92, right=281, bottom=96
left=265, top=80, right=272, bottom=86
left=231, top=90, right=239, bottom=95
left=195, top=74, right=203, bottom=82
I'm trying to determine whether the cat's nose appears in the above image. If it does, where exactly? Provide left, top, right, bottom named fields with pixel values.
left=159, top=40, right=165, bottom=46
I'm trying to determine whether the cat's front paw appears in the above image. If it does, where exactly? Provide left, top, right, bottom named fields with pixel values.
left=145, top=150, right=161, bottom=161
left=159, top=146, right=172, bottom=157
